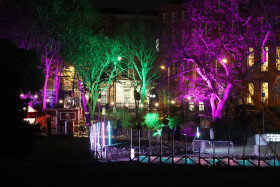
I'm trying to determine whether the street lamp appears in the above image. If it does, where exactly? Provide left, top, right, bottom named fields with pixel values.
left=160, top=65, right=166, bottom=70
left=222, top=58, right=228, bottom=63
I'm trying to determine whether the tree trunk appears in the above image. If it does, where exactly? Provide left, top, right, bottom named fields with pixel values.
left=78, top=78, right=87, bottom=113
left=43, top=74, right=49, bottom=109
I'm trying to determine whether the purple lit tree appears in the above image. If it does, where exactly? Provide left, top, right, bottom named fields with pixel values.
left=172, top=0, right=276, bottom=122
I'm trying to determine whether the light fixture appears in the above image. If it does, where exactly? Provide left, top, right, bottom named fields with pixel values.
left=222, top=58, right=227, bottom=63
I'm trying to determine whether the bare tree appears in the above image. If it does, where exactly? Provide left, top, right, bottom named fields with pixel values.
left=171, top=0, right=276, bottom=122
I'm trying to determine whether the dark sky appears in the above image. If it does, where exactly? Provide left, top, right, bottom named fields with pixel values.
left=92, top=0, right=177, bottom=12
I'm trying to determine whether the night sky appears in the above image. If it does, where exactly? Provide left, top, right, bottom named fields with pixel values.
left=92, top=0, right=178, bottom=12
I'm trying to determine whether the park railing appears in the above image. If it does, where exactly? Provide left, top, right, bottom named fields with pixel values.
left=89, top=127, right=280, bottom=167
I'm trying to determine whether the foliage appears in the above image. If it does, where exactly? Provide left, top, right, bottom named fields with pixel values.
left=121, top=24, right=159, bottom=117
left=107, top=109, right=133, bottom=129
left=166, top=116, right=183, bottom=130
left=143, top=112, right=162, bottom=130
left=172, top=0, right=276, bottom=122
left=77, top=118, right=88, bottom=136
left=71, top=34, right=123, bottom=120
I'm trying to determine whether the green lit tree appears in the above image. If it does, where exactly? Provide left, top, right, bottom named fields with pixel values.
left=121, top=25, right=159, bottom=118
left=144, top=112, right=162, bottom=130
left=68, top=33, right=123, bottom=120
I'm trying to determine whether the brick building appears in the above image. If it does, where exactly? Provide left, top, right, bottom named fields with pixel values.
left=158, top=1, right=280, bottom=124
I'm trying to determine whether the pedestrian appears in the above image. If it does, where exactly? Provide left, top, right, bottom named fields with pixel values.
left=162, top=123, right=169, bottom=143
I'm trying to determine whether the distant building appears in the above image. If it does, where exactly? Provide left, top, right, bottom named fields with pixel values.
left=158, top=1, right=280, bottom=122
left=98, top=8, right=159, bottom=112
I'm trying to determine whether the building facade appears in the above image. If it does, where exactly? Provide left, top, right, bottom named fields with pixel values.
left=158, top=1, right=280, bottom=126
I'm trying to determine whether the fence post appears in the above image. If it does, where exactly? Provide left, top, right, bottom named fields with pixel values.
left=227, top=142, right=230, bottom=166
left=213, top=141, right=215, bottom=166
left=130, top=128, right=132, bottom=161
left=138, top=129, right=141, bottom=162
left=148, top=130, right=151, bottom=163
left=258, top=134, right=261, bottom=167
left=243, top=132, right=245, bottom=167
left=274, top=143, right=277, bottom=167
left=199, top=141, right=201, bottom=165
left=160, top=131, right=162, bottom=158
left=185, top=132, right=188, bottom=156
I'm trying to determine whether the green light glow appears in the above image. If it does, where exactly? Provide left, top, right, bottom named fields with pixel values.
left=166, top=116, right=181, bottom=129
left=152, top=129, right=162, bottom=137
left=144, top=112, right=162, bottom=130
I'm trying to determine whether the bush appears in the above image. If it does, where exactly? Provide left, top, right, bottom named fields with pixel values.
left=143, top=112, right=162, bottom=130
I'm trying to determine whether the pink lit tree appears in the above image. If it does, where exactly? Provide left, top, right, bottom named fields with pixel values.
left=31, top=0, right=67, bottom=108
left=32, top=0, right=96, bottom=108
left=171, top=0, right=276, bottom=122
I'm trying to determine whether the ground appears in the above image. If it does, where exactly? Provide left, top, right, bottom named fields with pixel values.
left=0, top=136, right=279, bottom=186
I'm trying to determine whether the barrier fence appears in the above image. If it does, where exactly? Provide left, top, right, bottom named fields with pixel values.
left=89, top=126, right=280, bottom=167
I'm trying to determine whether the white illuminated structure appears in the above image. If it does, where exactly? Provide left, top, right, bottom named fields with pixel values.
left=255, top=134, right=280, bottom=145
left=267, top=134, right=280, bottom=142
left=89, top=121, right=112, bottom=159
left=196, top=127, right=200, bottom=138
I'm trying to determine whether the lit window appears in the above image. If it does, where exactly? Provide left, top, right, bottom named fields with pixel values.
left=261, top=47, right=268, bottom=72
left=276, top=46, right=280, bottom=71
left=189, top=102, right=195, bottom=111
left=247, top=47, right=254, bottom=68
left=261, top=82, right=268, bottom=103
left=101, top=88, right=107, bottom=104
left=172, top=12, right=178, bottom=22
left=199, top=102, right=204, bottom=111
left=247, top=83, right=254, bottom=104
left=124, top=89, right=130, bottom=105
